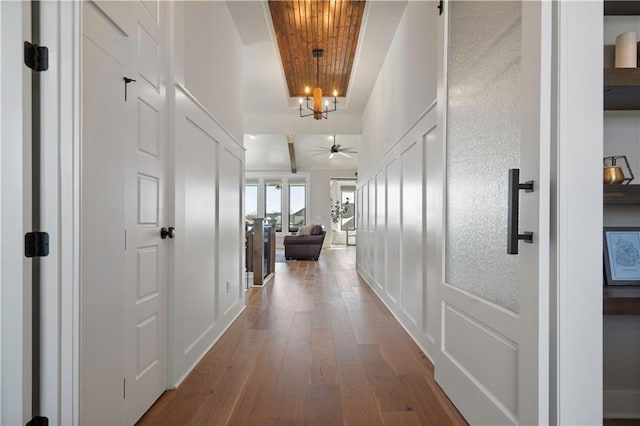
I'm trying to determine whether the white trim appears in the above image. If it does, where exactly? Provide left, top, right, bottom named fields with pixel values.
left=174, top=83, right=244, bottom=151
left=552, top=2, right=603, bottom=424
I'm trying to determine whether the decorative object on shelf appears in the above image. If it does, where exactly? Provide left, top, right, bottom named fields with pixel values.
left=616, top=31, right=637, bottom=68
left=603, top=155, right=634, bottom=184
left=299, top=49, right=338, bottom=120
left=604, top=227, right=640, bottom=285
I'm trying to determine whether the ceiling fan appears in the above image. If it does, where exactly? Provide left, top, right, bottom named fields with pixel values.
left=311, top=135, right=358, bottom=159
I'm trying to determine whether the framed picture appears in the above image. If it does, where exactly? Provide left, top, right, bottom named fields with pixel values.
left=603, top=227, right=640, bottom=285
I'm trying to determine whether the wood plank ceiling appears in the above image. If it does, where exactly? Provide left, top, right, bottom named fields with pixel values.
left=268, top=0, right=366, bottom=98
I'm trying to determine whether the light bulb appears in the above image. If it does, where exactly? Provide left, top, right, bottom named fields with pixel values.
left=299, top=98, right=303, bottom=104
left=333, top=89, right=338, bottom=97
left=305, top=86, right=310, bottom=94
left=325, top=100, right=329, bottom=107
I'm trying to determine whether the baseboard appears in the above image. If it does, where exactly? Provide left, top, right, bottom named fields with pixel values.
left=604, top=389, right=640, bottom=419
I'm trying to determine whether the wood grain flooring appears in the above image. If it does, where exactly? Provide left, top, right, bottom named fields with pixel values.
left=137, top=247, right=467, bottom=426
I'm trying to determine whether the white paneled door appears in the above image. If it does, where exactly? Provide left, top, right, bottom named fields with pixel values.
left=124, top=1, right=168, bottom=424
left=436, top=1, right=550, bottom=424
left=81, top=1, right=167, bottom=424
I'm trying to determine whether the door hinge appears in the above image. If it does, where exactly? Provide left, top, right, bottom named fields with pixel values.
left=123, top=378, right=126, bottom=399
left=438, top=0, right=444, bottom=15
left=24, top=41, right=49, bottom=72
left=25, top=232, right=50, bottom=258
left=26, top=416, right=49, bottom=426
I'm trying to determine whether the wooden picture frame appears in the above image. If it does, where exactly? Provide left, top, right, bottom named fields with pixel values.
left=603, top=227, right=640, bottom=285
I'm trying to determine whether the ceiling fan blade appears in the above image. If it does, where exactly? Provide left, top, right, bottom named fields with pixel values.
left=335, top=144, right=341, bottom=150
left=338, top=151, right=352, bottom=158
left=342, top=150, right=358, bottom=154
left=312, top=152, right=328, bottom=156
left=329, top=152, right=335, bottom=159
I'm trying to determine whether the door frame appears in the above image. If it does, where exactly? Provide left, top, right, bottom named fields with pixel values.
left=1, top=1, right=33, bottom=423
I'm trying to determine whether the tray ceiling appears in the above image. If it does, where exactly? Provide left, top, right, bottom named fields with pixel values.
left=268, top=0, right=366, bottom=98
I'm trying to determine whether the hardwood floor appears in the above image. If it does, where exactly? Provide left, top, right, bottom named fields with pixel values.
left=137, top=247, right=467, bottom=426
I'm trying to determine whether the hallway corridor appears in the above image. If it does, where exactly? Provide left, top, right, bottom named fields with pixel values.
left=138, top=248, right=466, bottom=425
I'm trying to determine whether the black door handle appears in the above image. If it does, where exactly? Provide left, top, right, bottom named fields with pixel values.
left=160, top=227, right=175, bottom=239
left=507, top=169, right=533, bottom=255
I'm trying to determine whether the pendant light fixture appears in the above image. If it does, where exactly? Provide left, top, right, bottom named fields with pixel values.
left=299, top=49, right=338, bottom=120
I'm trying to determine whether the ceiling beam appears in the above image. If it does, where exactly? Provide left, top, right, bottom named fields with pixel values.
left=286, top=134, right=297, bottom=174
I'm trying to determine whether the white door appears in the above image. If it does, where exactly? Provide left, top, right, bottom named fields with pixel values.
left=436, top=1, right=550, bottom=424
left=81, top=1, right=167, bottom=424
left=123, top=1, right=168, bottom=423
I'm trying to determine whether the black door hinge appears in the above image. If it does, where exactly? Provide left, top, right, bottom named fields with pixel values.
left=25, top=232, right=49, bottom=258
left=438, top=0, right=444, bottom=15
left=24, top=41, right=49, bottom=72
left=26, top=416, right=49, bottom=426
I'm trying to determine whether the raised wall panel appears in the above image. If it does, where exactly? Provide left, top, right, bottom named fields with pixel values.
left=218, top=148, right=242, bottom=317
left=136, top=315, right=159, bottom=376
left=137, top=99, right=159, bottom=158
left=182, top=118, right=217, bottom=352
left=375, top=171, right=386, bottom=291
left=361, top=182, right=369, bottom=276
left=401, top=142, right=423, bottom=327
left=141, top=0, right=159, bottom=22
left=368, top=179, right=376, bottom=278
left=137, top=175, right=159, bottom=225
left=424, top=128, right=440, bottom=340
left=386, top=160, right=401, bottom=303
left=442, top=304, right=518, bottom=419
left=138, top=24, right=159, bottom=90
left=137, top=246, right=159, bottom=300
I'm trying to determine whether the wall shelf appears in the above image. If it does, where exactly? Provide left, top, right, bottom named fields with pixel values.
left=604, top=285, right=640, bottom=315
left=604, top=69, right=640, bottom=110
left=604, top=184, right=640, bottom=204
left=605, top=1, right=640, bottom=16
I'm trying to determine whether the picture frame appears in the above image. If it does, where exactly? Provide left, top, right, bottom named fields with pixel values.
left=603, top=227, right=640, bottom=285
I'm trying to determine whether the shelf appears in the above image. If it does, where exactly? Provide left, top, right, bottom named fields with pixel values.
left=605, top=1, right=640, bottom=16
left=604, top=68, right=640, bottom=110
left=604, top=184, right=640, bottom=205
left=604, top=285, right=640, bottom=315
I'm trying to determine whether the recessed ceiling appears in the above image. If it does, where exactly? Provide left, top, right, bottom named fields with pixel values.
left=268, top=0, right=366, bottom=98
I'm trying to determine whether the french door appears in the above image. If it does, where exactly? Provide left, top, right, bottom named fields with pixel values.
left=436, top=1, right=551, bottom=424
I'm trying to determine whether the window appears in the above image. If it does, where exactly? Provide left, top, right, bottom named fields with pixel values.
left=244, top=185, right=258, bottom=226
left=341, top=188, right=355, bottom=230
left=265, top=184, right=282, bottom=232
left=289, top=184, right=306, bottom=232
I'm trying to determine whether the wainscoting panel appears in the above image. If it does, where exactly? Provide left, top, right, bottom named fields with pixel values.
left=385, top=159, right=401, bottom=305
left=375, top=171, right=386, bottom=291
left=172, top=86, right=245, bottom=386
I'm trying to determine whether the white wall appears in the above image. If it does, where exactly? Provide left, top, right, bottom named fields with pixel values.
left=602, top=17, right=640, bottom=419
left=356, top=0, right=439, bottom=359
left=176, top=1, right=244, bottom=143
left=359, top=1, right=437, bottom=174
left=170, top=1, right=245, bottom=386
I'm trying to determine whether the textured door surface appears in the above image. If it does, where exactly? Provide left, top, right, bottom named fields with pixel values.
left=436, top=1, right=547, bottom=424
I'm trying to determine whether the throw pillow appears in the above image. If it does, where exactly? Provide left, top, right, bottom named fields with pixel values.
left=298, top=224, right=314, bottom=236
left=310, top=224, right=323, bottom=235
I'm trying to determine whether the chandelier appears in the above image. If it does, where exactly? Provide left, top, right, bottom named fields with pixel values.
left=299, top=49, right=338, bottom=120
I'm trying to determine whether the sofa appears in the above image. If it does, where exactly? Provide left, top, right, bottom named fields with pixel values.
left=283, top=224, right=326, bottom=261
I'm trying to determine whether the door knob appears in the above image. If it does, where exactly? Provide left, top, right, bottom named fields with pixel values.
left=160, top=227, right=175, bottom=239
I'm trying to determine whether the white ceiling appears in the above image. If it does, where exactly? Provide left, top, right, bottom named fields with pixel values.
left=244, top=133, right=360, bottom=172
left=226, top=0, right=408, bottom=172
